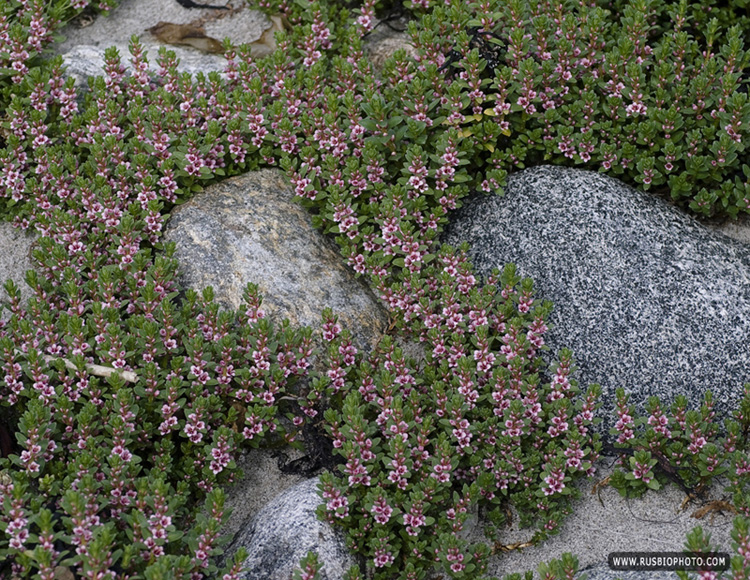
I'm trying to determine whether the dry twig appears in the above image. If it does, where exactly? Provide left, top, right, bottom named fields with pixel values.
left=14, top=349, right=138, bottom=383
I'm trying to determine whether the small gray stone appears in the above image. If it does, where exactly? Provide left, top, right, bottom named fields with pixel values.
left=162, top=169, right=389, bottom=353
left=707, top=212, right=750, bottom=245
left=225, top=477, right=358, bottom=580
left=442, top=165, right=750, bottom=437
left=363, top=21, right=418, bottom=72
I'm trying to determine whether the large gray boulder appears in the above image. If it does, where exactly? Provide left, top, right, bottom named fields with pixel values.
left=54, top=0, right=266, bottom=53
left=60, top=43, right=227, bottom=90
left=162, top=169, right=388, bottom=352
left=442, top=165, right=750, bottom=437
left=224, top=477, right=358, bottom=580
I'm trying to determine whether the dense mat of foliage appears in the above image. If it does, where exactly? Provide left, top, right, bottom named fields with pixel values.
left=0, top=0, right=749, bottom=578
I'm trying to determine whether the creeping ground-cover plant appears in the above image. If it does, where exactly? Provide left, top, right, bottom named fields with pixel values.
left=608, top=386, right=750, bottom=514
left=0, top=0, right=749, bottom=578
left=311, top=268, right=602, bottom=578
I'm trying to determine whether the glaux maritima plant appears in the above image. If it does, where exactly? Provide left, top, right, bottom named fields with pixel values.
left=0, top=0, right=748, bottom=579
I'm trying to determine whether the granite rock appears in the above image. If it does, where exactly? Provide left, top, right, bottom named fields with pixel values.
left=224, top=477, right=358, bottom=580
left=162, top=169, right=388, bottom=352
left=219, top=447, right=308, bottom=544
left=55, top=0, right=268, bottom=55
left=442, top=165, right=750, bottom=437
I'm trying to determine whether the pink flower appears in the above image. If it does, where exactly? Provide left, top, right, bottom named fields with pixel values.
left=322, top=320, right=342, bottom=341
left=626, top=102, right=648, bottom=116
left=373, top=548, right=394, bottom=568
left=543, top=468, right=566, bottom=495
left=370, top=496, right=393, bottom=525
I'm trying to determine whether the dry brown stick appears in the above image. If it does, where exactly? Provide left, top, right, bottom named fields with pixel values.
left=14, top=349, right=138, bottom=383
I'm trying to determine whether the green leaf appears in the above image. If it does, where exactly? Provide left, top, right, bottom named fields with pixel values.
left=646, top=478, right=661, bottom=491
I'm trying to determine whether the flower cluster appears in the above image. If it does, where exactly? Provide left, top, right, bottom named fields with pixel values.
left=0, top=10, right=315, bottom=567
left=609, top=387, right=750, bottom=505
left=311, top=262, right=602, bottom=578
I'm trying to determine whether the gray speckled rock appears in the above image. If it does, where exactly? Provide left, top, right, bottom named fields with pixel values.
left=442, top=165, right=750, bottom=437
left=225, top=477, right=358, bottom=580
left=219, top=447, right=308, bottom=544
left=162, top=169, right=388, bottom=352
